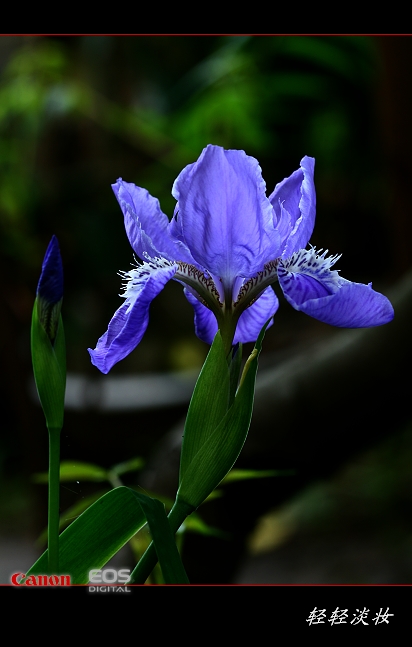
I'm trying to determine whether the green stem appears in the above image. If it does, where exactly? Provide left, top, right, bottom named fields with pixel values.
left=47, top=427, right=61, bottom=573
left=219, top=314, right=238, bottom=359
left=129, top=498, right=194, bottom=584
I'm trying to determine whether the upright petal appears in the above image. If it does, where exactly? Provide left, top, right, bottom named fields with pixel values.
left=269, top=156, right=316, bottom=257
left=278, top=248, right=394, bottom=328
left=172, top=145, right=281, bottom=283
left=88, top=260, right=177, bottom=373
left=112, top=179, right=193, bottom=264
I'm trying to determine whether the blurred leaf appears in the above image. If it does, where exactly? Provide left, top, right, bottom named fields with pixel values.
left=182, top=513, right=230, bottom=540
left=111, top=457, right=145, bottom=476
left=173, top=73, right=268, bottom=152
left=276, top=36, right=374, bottom=83
left=221, top=468, right=295, bottom=484
left=33, top=457, right=144, bottom=483
left=33, top=460, right=108, bottom=483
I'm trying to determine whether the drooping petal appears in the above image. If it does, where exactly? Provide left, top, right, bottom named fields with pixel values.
left=112, top=179, right=193, bottom=264
left=297, top=279, right=394, bottom=327
left=278, top=248, right=394, bottom=328
left=88, top=260, right=177, bottom=373
left=172, top=145, right=281, bottom=283
left=184, top=285, right=278, bottom=345
left=233, top=286, right=278, bottom=343
left=269, top=156, right=316, bottom=257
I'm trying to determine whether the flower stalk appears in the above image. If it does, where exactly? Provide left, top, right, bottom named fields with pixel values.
left=47, top=428, right=61, bottom=573
left=31, top=236, right=66, bottom=573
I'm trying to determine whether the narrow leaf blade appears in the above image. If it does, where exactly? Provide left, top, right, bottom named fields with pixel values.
left=26, top=487, right=146, bottom=583
left=132, top=492, right=189, bottom=584
left=179, top=331, right=230, bottom=483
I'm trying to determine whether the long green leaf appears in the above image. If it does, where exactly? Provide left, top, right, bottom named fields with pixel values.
left=131, top=491, right=189, bottom=584
left=25, top=487, right=188, bottom=584
left=36, top=489, right=110, bottom=546
left=179, top=331, right=230, bottom=483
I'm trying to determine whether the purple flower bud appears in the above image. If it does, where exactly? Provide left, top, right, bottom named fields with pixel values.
left=37, top=235, right=63, bottom=304
left=37, top=236, right=63, bottom=344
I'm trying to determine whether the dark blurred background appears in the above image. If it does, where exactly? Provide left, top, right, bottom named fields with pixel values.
left=1, top=35, right=411, bottom=584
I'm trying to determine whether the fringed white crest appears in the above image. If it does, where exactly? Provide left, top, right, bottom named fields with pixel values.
left=279, top=247, right=342, bottom=288
left=119, top=254, right=177, bottom=311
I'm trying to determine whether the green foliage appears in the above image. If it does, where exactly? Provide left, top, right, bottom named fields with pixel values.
left=0, top=40, right=68, bottom=263
left=26, top=486, right=189, bottom=584
left=33, top=458, right=280, bottom=549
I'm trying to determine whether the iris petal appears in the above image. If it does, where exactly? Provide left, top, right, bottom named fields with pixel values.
left=88, top=262, right=177, bottom=373
left=112, top=179, right=193, bottom=264
left=172, top=145, right=281, bottom=282
left=269, top=156, right=316, bottom=257
left=278, top=259, right=394, bottom=328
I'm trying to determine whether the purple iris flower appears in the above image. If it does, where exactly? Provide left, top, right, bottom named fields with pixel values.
left=88, top=145, right=394, bottom=374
